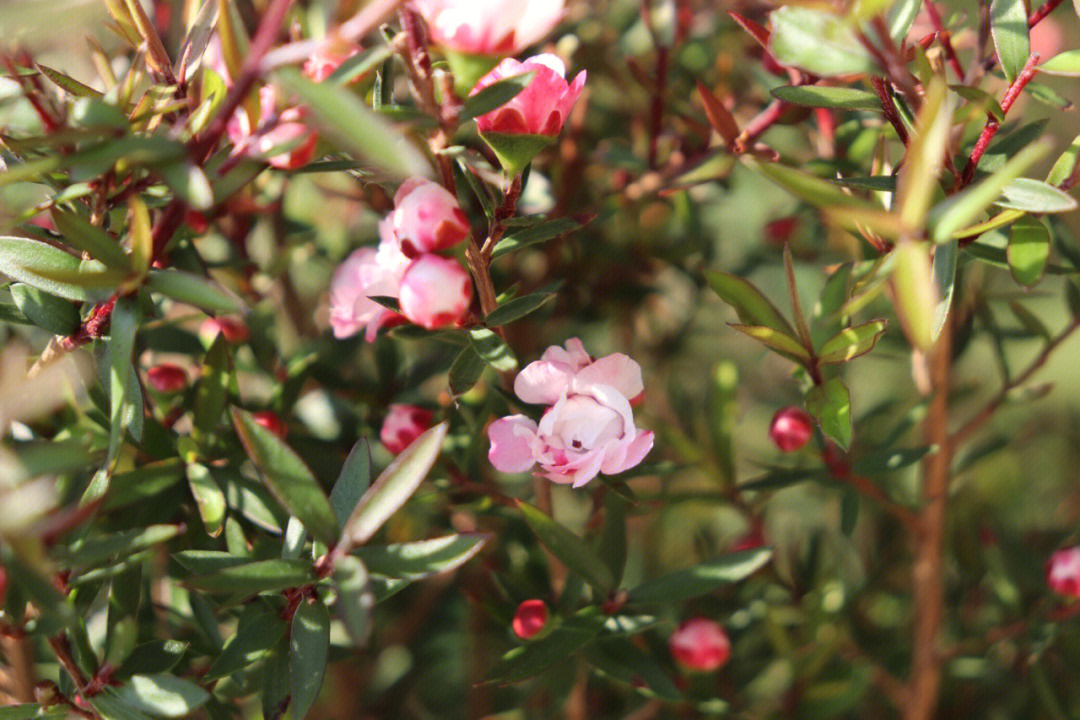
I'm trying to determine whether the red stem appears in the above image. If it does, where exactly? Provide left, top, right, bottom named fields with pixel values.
left=923, top=1, right=965, bottom=80
left=1029, top=0, right=1066, bottom=28
left=960, top=53, right=1040, bottom=187
left=871, top=77, right=909, bottom=145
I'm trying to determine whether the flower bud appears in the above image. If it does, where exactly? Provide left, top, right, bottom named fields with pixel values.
left=669, top=618, right=731, bottom=672
left=390, top=178, right=470, bottom=255
left=769, top=406, right=814, bottom=452
left=412, top=0, right=565, bottom=57
left=512, top=599, right=548, bottom=639
left=252, top=410, right=288, bottom=440
left=200, top=316, right=249, bottom=345
left=1047, top=546, right=1080, bottom=598
left=380, top=404, right=435, bottom=454
left=146, top=363, right=188, bottom=394
left=398, top=255, right=472, bottom=330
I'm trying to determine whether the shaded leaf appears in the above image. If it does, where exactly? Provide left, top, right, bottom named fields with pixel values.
left=354, top=534, right=487, bottom=579
left=484, top=292, right=555, bottom=326
left=729, top=323, right=812, bottom=363
left=627, top=547, right=773, bottom=603
left=807, top=378, right=852, bottom=450
left=1008, top=216, right=1050, bottom=287
left=9, top=283, right=79, bottom=335
left=817, top=319, right=887, bottom=364
left=996, top=178, right=1078, bottom=213
left=770, top=85, right=881, bottom=111
left=145, top=270, right=242, bottom=314
left=768, top=6, right=876, bottom=77
left=186, top=559, right=315, bottom=595
left=329, top=439, right=372, bottom=527
left=290, top=600, right=330, bottom=720
left=706, top=270, right=796, bottom=336
left=518, top=500, right=614, bottom=593
left=113, top=674, right=210, bottom=719
left=990, top=0, right=1030, bottom=83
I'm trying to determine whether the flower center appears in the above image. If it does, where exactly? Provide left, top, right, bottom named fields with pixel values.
left=549, top=395, right=624, bottom=452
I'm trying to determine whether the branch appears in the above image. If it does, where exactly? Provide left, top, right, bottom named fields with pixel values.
left=922, top=0, right=965, bottom=80
left=871, top=77, right=909, bottom=145
left=1029, top=0, right=1066, bottom=28
left=823, top=444, right=921, bottom=532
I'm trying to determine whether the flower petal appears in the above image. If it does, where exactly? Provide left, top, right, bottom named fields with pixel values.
left=572, top=353, right=643, bottom=399
left=515, top=361, right=574, bottom=405
left=488, top=415, right=540, bottom=473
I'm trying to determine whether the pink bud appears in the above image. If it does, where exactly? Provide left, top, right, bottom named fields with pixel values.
left=512, top=599, right=548, bottom=639
left=146, top=363, right=188, bottom=394
left=472, top=54, right=585, bottom=137
left=669, top=618, right=731, bottom=672
left=252, top=410, right=288, bottom=440
left=398, top=255, right=472, bottom=330
left=412, top=0, right=565, bottom=56
left=200, top=316, right=249, bottom=344
left=769, top=407, right=814, bottom=452
left=380, top=404, right=434, bottom=454
left=764, top=216, right=799, bottom=245
left=302, top=39, right=361, bottom=82
left=185, top=210, right=210, bottom=234
left=391, top=177, right=470, bottom=255
left=1047, top=546, right=1080, bottom=598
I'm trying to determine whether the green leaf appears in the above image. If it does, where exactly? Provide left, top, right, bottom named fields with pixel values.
left=483, top=621, right=598, bottom=685
left=1047, top=134, right=1080, bottom=186
left=706, top=270, right=796, bottom=336
left=59, top=525, right=182, bottom=570
left=1038, top=49, right=1080, bottom=76
left=479, top=131, right=553, bottom=177
left=932, top=239, right=958, bottom=342
left=107, top=296, right=139, bottom=464
left=752, top=160, right=872, bottom=208
left=9, top=283, right=79, bottom=335
left=192, top=335, right=229, bottom=438
left=89, top=690, right=156, bottom=720
left=0, top=705, right=45, bottom=720
left=187, top=559, right=316, bottom=595
left=490, top=217, right=581, bottom=259
left=274, top=67, right=430, bottom=180
left=332, top=555, right=372, bottom=645
left=460, top=71, right=535, bottom=121
left=113, top=674, right=210, bottom=719
left=158, top=162, right=213, bottom=210
left=817, top=319, right=887, bottom=364
left=990, top=0, right=1030, bottom=83
left=329, top=439, right=372, bottom=527
left=354, top=533, right=488, bottom=579
left=627, top=547, right=772, bottom=603
left=898, top=78, right=951, bottom=229
left=186, top=463, right=226, bottom=537
left=205, top=609, right=286, bottom=681
left=118, top=641, right=187, bottom=679
left=517, top=500, right=614, bottom=593
left=807, top=377, right=852, bottom=450
left=586, top=639, right=682, bottom=700
left=769, top=85, right=881, bottom=111
left=232, top=408, right=341, bottom=547
left=1008, top=216, right=1050, bottom=287
left=729, top=323, right=812, bottom=363
left=290, top=600, right=330, bottom=720
left=469, top=327, right=518, bottom=371
left=484, top=292, right=555, bottom=326
left=950, top=85, right=1005, bottom=122
left=930, top=140, right=1050, bottom=242
left=996, top=178, right=1078, bottom=213
left=887, top=0, right=921, bottom=40
left=595, top=492, right=628, bottom=587
left=145, top=269, right=242, bottom=314
left=50, top=210, right=131, bottom=271
left=852, top=446, right=932, bottom=475
left=768, top=6, right=876, bottom=77
left=341, top=422, right=448, bottom=547
left=35, top=63, right=103, bottom=98
left=0, top=236, right=100, bottom=301
left=172, top=551, right=249, bottom=575
left=449, top=345, right=486, bottom=397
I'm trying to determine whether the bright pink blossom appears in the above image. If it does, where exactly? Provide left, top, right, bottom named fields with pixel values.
left=227, top=86, right=317, bottom=170
left=487, top=339, right=653, bottom=488
left=1047, top=546, right=1080, bottom=598
left=380, top=404, right=434, bottom=454
left=390, top=177, right=470, bottom=255
left=328, top=225, right=411, bottom=342
left=412, top=0, right=565, bottom=56
left=472, top=54, right=585, bottom=136
left=146, top=363, right=188, bottom=394
left=669, top=618, right=731, bottom=672
left=303, top=39, right=361, bottom=82
left=512, top=599, right=548, bottom=639
left=398, top=255, right=473, bottom=330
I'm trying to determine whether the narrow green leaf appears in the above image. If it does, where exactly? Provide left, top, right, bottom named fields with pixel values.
left=897, top=78, right=951, bottom=229
left=59, top=525, right=182, bottom=570
left=706, top=270, right=796, bottom=336
left=107, top=296, right=138, bottom=463
left=290, top=600, right=330, bottom=720
left=460, top=71, right=535, bottom=121
left=1038, top=49, right=1080, bottom=76
left=769, top=85, right=881, bottom=111
left=329, top=439, right=372, bottom=527
left=490, top=217, right=581, bottom=259
left=807, top=377, right=852, bottom=450
left=517, top=500, right=614, bottom=593
left=887, top=0, right=921, bottom=40
left=274, top=67, right=430, bottom=180
left=996, top=178, right=1078, bottom=213
left=729, top=323, right=812, bottom=363
left=9, top=283, right=79, bottom=335
left=950, top=85, right=1005, bottom=121
left=817, top=319, right=887, bottom=364
left=204, top=610, right=285, bottom=681
left=50, top=210, right=131, bottom=271
left=342, top=422, right=448, bottom=547
left=1008, top=216, right=1050, bottom=287
left=852, top=446, right=932, bottom=475
left=332, top=555, right=372, bottom=645
left=483, top=622, right=597, bottom=685
left=145, top=270, right=242, bottom=314
left=114, top=674, right=210, bottom=719
left=932, top=239, right=958, bottom=342
left=158, top=162, right=213, bottom=210
left=627, top=547, right=773, bottom=603
left=991, top=0, right=1030, bottom=83
left=192, top=335, right=229, bottom=437
left=0, top=236, right=99, bottom=301
left=768, top=6, right=876, bottom=77
left=586, top=639, right=682, bottom=701
left=232, top=408, right=341, bottom=547
left=186, top=463, right=226, bottom=537
left=449, top=345, right=486, bottom=397
left=354, top=534, right=488, bottom=579
left=595, top=492, right=628, bottom=587
left=753, top=160, right=872, bottom=208
left=1046, top=134, right=1080, bottom=186
left=484, top=292, right=555, bottom=326
left=469, top=327, right=518, bottom=371
left=186, top=558, right=315, bottom=595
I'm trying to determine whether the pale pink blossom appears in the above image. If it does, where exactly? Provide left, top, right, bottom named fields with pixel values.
left=328, top=225, right=411, bottom=341
left=487, top=339, right=653, bottom=487
left=669, top=618, right=731, bottom=672
left=380, top=404, right=434, bottom=454
left=1047, top=546, right=1080, bottom=598
left=390, top=177, right=470, bottom=255
left=472, top=54, right=585, bottom=136
left=227, top=86, right=318, bottom=170
left=398, top=254, right=473, bottom=330
left=412, top=0, right=565, bottom=56
left=302, top=38, right=361, bottom=82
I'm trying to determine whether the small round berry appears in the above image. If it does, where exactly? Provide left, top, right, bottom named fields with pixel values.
left=669, top=618, right=731, bottom=672
left=252, top=411, right=288, bottom=440
left=512, top=599, right=549, bottom=640
left=769, top=407, right=814, bottom=452
left=146, top=363, right=188, bottom=394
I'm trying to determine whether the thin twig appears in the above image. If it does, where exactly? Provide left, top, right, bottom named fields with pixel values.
left=871, top=77, right=909, bottom=145
left=1029, top=0, right=1066, bottom=28
left=922, top=1, right=965, bottom=80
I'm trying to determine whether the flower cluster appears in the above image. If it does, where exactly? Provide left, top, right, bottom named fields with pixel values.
left=330, top=177, right=473, bottom=340
left=488, top=339, right=653, bottom=487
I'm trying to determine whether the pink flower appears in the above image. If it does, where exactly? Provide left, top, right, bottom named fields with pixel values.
left=398, top=254, right=473, bottom=330
left=200, top=316, right=249, bottom=344
left=472, top=54, right=585, bottom=136
left=328, top=226, right=411, bottom=342
left=390, top=177, right=470, bottom=256
left=302, top=39, right=361, bottom=82
left=669, top=618, right=731, bottom=672
left=512, top=599, right=548, bottom=639
left=487, top=339, right=653, bottom=488
left=412, top=0, right=565, bottom=56
left=380, top=404, right=434, bottom=454
left=146, top=363, right=188, bottom=394
left=227, top=86, right=317, bottom=170
left=1047, top=546, right=1080, bottom=598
